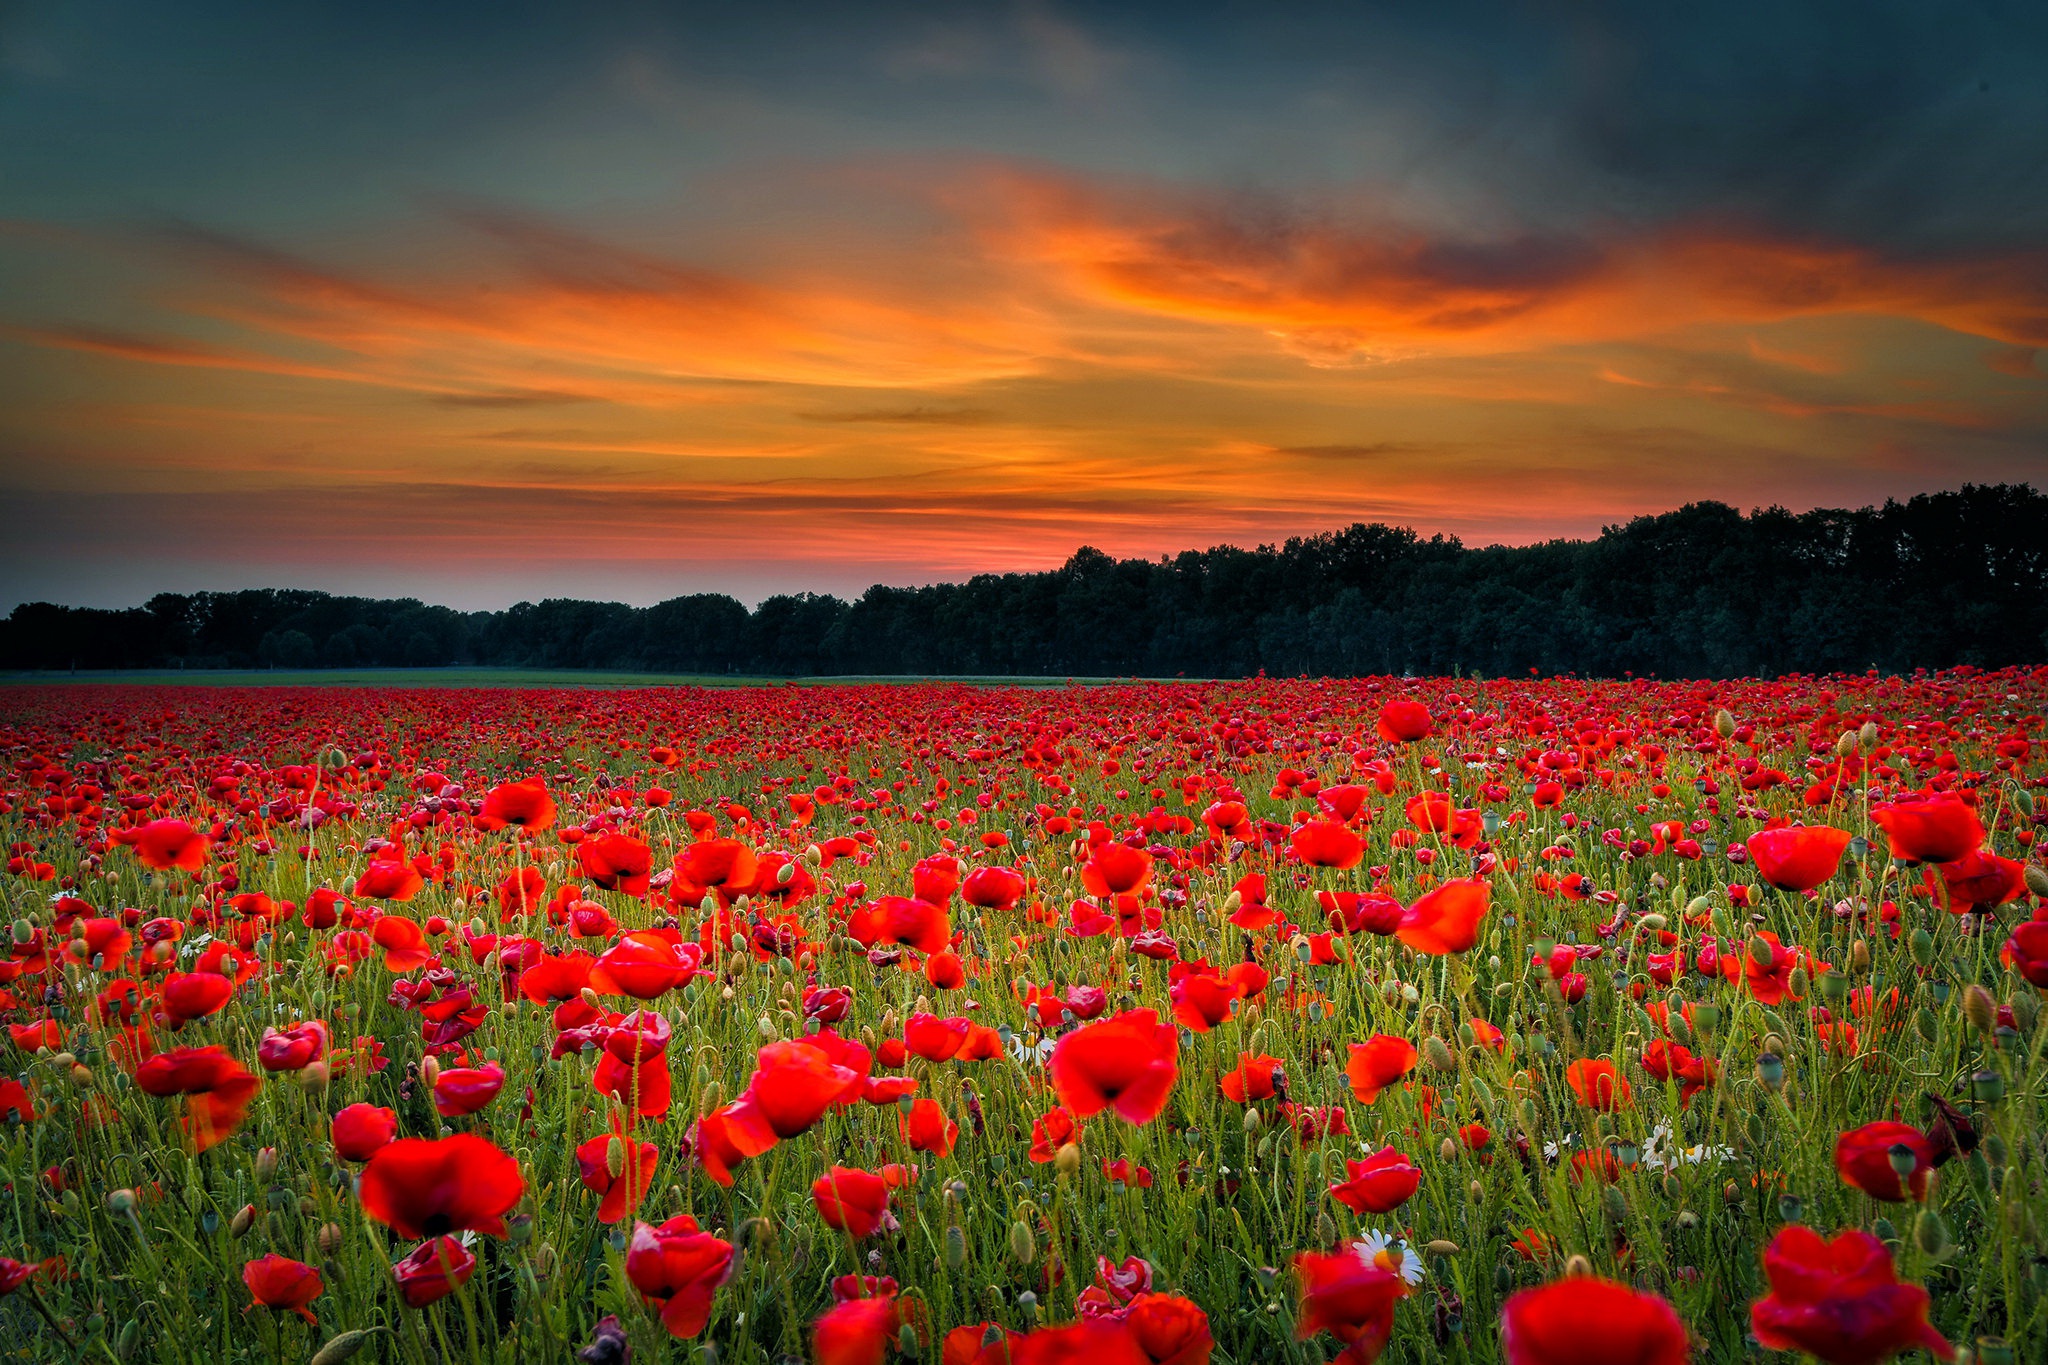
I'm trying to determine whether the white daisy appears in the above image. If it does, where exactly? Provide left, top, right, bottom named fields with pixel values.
left=1352, top=1230, right=1425, bottom=1285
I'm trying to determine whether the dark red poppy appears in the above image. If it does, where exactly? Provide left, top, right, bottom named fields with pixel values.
left=1872, top=794, right=1983, bottom=864
left=1344, top=1036, right=1416, bottom=1104
left=119, top=819, right=209, bottom=872
left=242, top=1254, right=322, bottom=1324
left=1749, top=1225, right=1953, bottom=1365
left=812, top=1165, right=891, bottom=1238
left=391, top=1237, right=476, bottom=1308
left=1747, top=825, right=1853, bottom=893
left=578, top=833, right=652, bottom=895
left=357, top=1134, right=525, bottom=1238
left=330, top=1102, right=397, bottom=1161
left=1328, top=1146, right=1420, bottom=1215
left=961, top=865, right=1026, bottom=911
left=1500, top=1276, right=1688, bottom=1365
left=256, top=1021, right=329, bottom=1072
left=2005, top=917, right=2048, bottom=988
left=161, top=971, right=235, bottom=1023
left=589, top=930, right=701, bottom=999
left=1049, top=1009, right=1179, bottom=1125
left=476, top=777, right=556, bottom=832
left=625, top=1214, right=734, bottom=1337
left=432, top=1061, right=504, bottom=1117
left=1396, top=879, right=1490, bottom=955
left=1294, top=1245, right=1406, bottom=1363
left=1834, top=1121, right=1933, bottom=1202
left=133, top=1046, right=259, bottom=1152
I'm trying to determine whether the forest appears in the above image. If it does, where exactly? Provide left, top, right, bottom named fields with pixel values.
left=3, top=483, right=2041, bottom=679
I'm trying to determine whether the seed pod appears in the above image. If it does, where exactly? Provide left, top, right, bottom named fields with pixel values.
left=1009, top=1220, right=1035, bottom=1264
left=1962, top=985, right=1997, bottom=1034
left=1817, top=971, right=1847, bottom=1003
left=1971, top=1069, right=2005, bottom=1104
left=309, top=1331, right=372, bottom=1365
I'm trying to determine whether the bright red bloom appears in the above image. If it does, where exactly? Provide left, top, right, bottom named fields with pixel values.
left=812, top=1165, right=891, bottom=1238
left=577, top=1130, right=660, bottom=1223
left=961, top=865, right=1026, bottom=911
left=671, top=838, right=758, bottom=907
left=1834, top=1122, right=1934, bottom=1202
left=1049, top=1008, right=1179, bottom=1125
left=1082, top=843, right=1154, bottom=897
left=242, top=1254, right=322, bottom=1324
left=1932, top=849, right=2027, bottom=912
left=578, top=833, right=652, bottom=895
left=330, top=1103, right=397, bottom=1161
left=2005, top=918, right=2048, bottom=988
left=1029, top=1106, right=1080, bottom=1163
left=1125, top=1293, right=1215, bottom=1365
left=357, top=858, right=425, bottom=902
left=357, top=1134, right=525, bottom=1238
left=1291, top=821, right=1364, bottom=870
left=1565, top=1058, right=1631, bottom=1111
left=694, top=1099, right=780, bottom=1187
left=813, top=1290, right=902, bottom=1365
left=1294, top=1245, right=1407, bottom=1363
left=1749, top=1225, right=1954, bottom=1365
left=589, top=930, right=701, bottom=999
left=370, top=914, right=433, bottom=971
left=625, top=1214, right=734, bottom=1338
left=161, top=970, right=235, bottom=1023
left=0, top=1256, right=59, bottom=1296
left=476, top=778, right=556, bottom=832
left=391, top=1237, right=476, bottom=1308
left=1344, top=1036, right=1417, bottom=1104
left=432, top=1061, right=504, bottom=1117
left=1328, top=1146, right=1420, bottom=1215
left=1500, top=1276, right=1688, bottom=1365
left=1872, top=794, right=1984, bottom=864
left=256, top=1021, right=329, bottom=1072
left=745, top=1039, right=862, bottom=1138
left=133, top=1046, right=259, bottom=1152
left=904, top=1013, right=971, bottom=1062
left=898, top=1098, right=959, bottom=1156
left=1218, top=1052, right=1283, bottom=1104
left=1747, top=825, right=1853, bottom=893
left=1170, top=973, right=1236, bottom=1032
left=847, top=895, right=951, bottom=955
left=1396, top=879, right=1490, bottom=955
left=120, top=819, right=209, bottom=872
left=1377, top=700, right=1433, bottom=743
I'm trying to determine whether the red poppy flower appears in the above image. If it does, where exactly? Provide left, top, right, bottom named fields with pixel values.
left=589, top=930, right=701, bottom=999
left=357, top=1134, right=525, bottom=1238
left=694, top=1099, right=780, bottom=1187
left=476, top=778, right=556, bottom=832
left=1294, top=1245, right=1407, bottom=1363
left=961, top=865, right=1026, bottom=911
left=578, top=833, right=652, bottom=895
left=1500, top=1276, right=1688, bottom=1365
left=432, top=1061, right=504, bottom=1117
left=1291, top=821, right=1364, bottom=869
left=0, top=1256, right=60, bottom=1296
left=1170, top=973, right=1236, bottom=1032
left=1834, top=1121, right=1934, bottom=1202
left=1377, top=700, right=1432, bottom=743
left=391, top=1237, right=476, bottom=1308
left=904, top=1013, right=971, bottom=1062
left=370, top=914, right=433, bottom=971
left=1932, top=849, right=2027, bottom=912
left=1565, top=1058, right=1631, bottom=1111
left=1872, top=794, right=1984, bottom=864
left=2004, top=918, right=2048, bottom=988
left=120, top=819, right=209, bottom=872
left=161, top=971, right=235, bottom=1023
left=134, top=1046, right=259, bottom=1152
left=745, top=1039, right=862, bottom=1138
left=0, top=1078, right=36, bottom=1123
left=1747, top=825, right=1853, bottom=893
left=1030, top=1106, right=1081, bottom=1163
left=256, top=1021, right=329, bottom=1072
left=813, top=1290, right=902, bottom=1365
left=577, top=1130, right=660, bottom=1224
left=1049, top=1009, right=1179, bottom=1125
left=1328, top=1146, right=1421, bottom=1215
left=1082, top=843, right=1153, bottom=897
left=242, top=1254, right=322, bottom=1324
left=518, top=950, right=594, bottom=1003
left=671, top=838, right=758, bottom=907
left=1344, top=1036, right=1417, bottom=1104
left=625, top=1214, right=734, bottom=1337
left=331, top=1103, right=397, bottom=1161
left=356, top=858, right=424, bottom=902
left=1219, top=1052, right=1284, bottom=1104
left=1749, top=1225, right=1954, bottom=1365
left=898, top=1098, right=959, bottom=1156
left=1125, top=1293, right=1215, bottom=1365
left=812, top=1165, right=891, bottom=1238
left=847, top=895, right=951, bottom=955
left=1396, top=879, right=1490, bottom=955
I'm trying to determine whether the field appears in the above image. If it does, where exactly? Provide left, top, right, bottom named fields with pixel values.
left=1, top=673, right=2044, bottom=1365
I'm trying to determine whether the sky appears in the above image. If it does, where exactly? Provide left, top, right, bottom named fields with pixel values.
left=2, top=0, right=2044, bottom=610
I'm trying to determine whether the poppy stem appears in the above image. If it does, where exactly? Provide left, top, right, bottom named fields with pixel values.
left=24, top=1283, right=76, bottom=1358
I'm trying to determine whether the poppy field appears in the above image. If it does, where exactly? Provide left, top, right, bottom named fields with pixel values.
left=2, top=671, right=2046, bottom=1365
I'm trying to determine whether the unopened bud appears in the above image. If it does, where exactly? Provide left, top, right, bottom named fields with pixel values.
left=2025, top=864, right=2048, bottom=900
left=1009, top=1219, right=1036, bottom=1264
left=1914, top=1207, right=1952, bottom=1259
left=231, top=1203, right=256, bottom=1237
left=309, top=1331, right=371, bottom=1365
left=419, top=1055, right=439, bottom=1087
left=1423, top=1036, right=1457, bottom=1073
left=1962, top=985, right=1997, bottom=1034
left=1055, top=1144, right=1081, bottom=1177
left=255, top=1147, right=277, bottom=1182
left=1564, top=1253, right=1594, bottom=1278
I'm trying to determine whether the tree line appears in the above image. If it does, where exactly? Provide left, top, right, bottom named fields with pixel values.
left=3, top=484, right=2042, bottom=680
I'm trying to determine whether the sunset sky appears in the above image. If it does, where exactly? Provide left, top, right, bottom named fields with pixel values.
left=2, top=1, right=2044, bottom=609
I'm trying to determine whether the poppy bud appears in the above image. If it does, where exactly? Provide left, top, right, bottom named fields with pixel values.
left=1690, top=1003, right=1719, bottom=1034
left=804, top=844, right=822, bottom=866
left=419, top=1055, right=439, bottom=1087
left=1316, top=1210, right=1338, bottom=1245
left=1009, top=1220, right=1035, bottom=1264
left=1713, top=710, right=1736, bottom=738
left=1859, top=720, right=1879, bottom=750
left=1962, top=985, right=1997, bottom=1034
left=1748, top=937, right=1776, bottom=968
left=1564, top=1253, right=1594, bottom=1278
left=2025, top=864, right=2048, bottom=899
left=1786, top=968, right=1808, bottom=1000
left=318, top=1223, right=343, bottom=1254
left=12, top=919, right=32, bottom=944
left=1423, top=1036, right=1457, bottom=1072
left=255, top=1147, right=277, bottom=1182
left=1602, top=1186, right=1627, bottom=1222
left=2009, top=992, right=2039, bottom=1032
left=1835, top=730, right=1858, bottom=758
left=1439, top=1137, right=1458, bottom=1162
left=1914, top=1207, right=1952, bottom=1259
left=776, top=860, right=795, bottom=886
left=1018, top=1290, right=1039, bottom=1324
left=697, top=1079, right=724, bottom=1116
left=945, top=1224, right=967, bottom=1269
left=70, top=1064, right=94, bottom=1088
left=231, top=1203, right=256, bottom=1237
left=115, top=1320, right=140, bottom=1361
left=107, top=1188, right=138, bottom=1214
left=1054, top=1143, right=1081, bottom=1177
left=309, top=1332, right=371, bottom=1365
left=1909, top=928, right=1936, bottom=966
left=1849, top=939, right=1870, bottom=974
left=1777, top=1193, right=1802, bottom=1223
